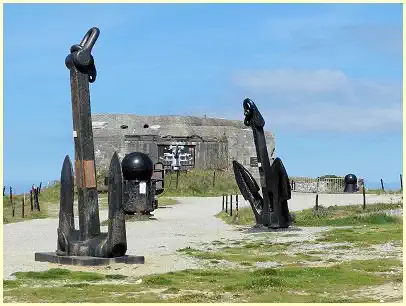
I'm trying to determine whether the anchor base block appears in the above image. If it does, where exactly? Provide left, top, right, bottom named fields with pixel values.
left=35, top=252, right=145, bottom=266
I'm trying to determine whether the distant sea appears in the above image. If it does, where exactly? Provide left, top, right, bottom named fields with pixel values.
left=363, top=180, right=402, bottom=191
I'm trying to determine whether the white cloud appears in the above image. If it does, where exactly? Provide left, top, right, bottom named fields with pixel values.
left=231, top=69, right=402, bottom=133
left=233, top=69, right=350, bottom=95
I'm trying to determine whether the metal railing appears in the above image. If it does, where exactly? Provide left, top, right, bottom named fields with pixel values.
left=290, top=177, right=350, bottom=194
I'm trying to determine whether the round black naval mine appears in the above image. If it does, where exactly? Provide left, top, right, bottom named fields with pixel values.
left=121, top=152, right=154, bottom=181
left=344, top=173, right=357, bottom=185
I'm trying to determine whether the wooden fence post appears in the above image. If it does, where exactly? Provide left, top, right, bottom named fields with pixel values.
left=213, top=170, right=216, bottom=188
left=362, top=181, right=366, bottom=210
left=176, top=170, right=180, bottom=189
left=230, top=194, right=233, bottom=216
left=380, top=179, right=385, bottom=192
left=10, top=186, right=14, bottom=217
left=222, top=194, right=225, bottom=211
left=400, top=174, right=403, bottom=191
left=36, top=188, right=41, bottom=212
left=30, top=190, right=33, bottom=211
left=225, top=194, right=228, bottom=213
left=315, top=177, right=320, bottom=211
left=21, top=194, right=25, bottom=218
left=33, top=187, right=40, bottom=212
left=236, top=194, right=239, bottom=217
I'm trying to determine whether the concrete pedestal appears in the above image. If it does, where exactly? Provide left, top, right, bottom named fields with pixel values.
left=35, top=252, right=145, bottom=266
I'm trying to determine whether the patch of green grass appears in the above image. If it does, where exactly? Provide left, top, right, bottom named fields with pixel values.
left=178, top=243, right=302, bottom=265
left=212, top=240, right=226, bottom=245
left=318, top=223, right=403, bottom=246
left=294, top=253, right=323, bottom=262
left=338, top=259, right=402, bottom=272
left=217, top=209, right=254, bottom=225
left=63, top=283, right=91, bottom=288
left=366, top=188, right=402, bottom=195
left=142, top=264, right=391, bottom=302
left=12, top=268, right=110, bottom=281
left=3, top=284, right=151, bottom=303
left=161, top=169, right=239, bottom=196
left=105, top=274, right=128, bottom=280
left=3, top=280, right=22, bottom=289
left=296, top=211, right=401, bottom=227
left=143, top=275, right=173, bottom=286
left=217, top=202, right=403, bottom=227
left=157, top=197, right=178, bottom=206
left=306, top=250, right=325, bottom=255
left=5, top=258, right=401, bottom=303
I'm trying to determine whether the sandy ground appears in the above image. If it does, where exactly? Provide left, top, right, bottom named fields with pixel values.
left=2, top=193, right=402, bottom=279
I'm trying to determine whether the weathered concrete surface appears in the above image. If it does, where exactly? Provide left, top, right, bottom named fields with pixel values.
left=91, top=114, right=275, bottom=180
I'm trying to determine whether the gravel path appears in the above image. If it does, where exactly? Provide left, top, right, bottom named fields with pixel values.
left=3, top=193, right=401, bottom=279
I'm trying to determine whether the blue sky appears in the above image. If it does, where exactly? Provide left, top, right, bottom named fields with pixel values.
left=4, top=3, right=403, bottom=192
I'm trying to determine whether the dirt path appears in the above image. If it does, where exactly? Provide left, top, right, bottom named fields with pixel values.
left=3, top=197, right=239, bottom=279
left=3, top=194, right=401, bottom=280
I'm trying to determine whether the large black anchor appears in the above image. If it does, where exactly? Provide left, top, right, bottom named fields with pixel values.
left=233, top=98, right=293, bottom=229
left=35, top=27, right=144, bottom=265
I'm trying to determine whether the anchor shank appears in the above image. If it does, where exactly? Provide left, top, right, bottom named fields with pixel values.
left=69, top=66, right=101, bottom=240
left=252, top=124, right=273, bottom=225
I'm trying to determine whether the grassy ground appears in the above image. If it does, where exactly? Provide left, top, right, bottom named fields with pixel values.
left=4, top=201, right=403, bottom=302
left=216, top=202, right=403, bottom=227
left=317, top=223, right=403, bottom=246
left=366, top=188, right=403, bottom=194
left=3, top=257, right=402, bottom=303
left=4, top=244, right=402, bottom=303
left=158, top=197, right=179, bottom=206
left=3, top=182, right=65, bottom=223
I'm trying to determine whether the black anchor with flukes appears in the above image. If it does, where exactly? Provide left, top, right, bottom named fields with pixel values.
left=233, top=98, right=293, bottom=229
left=35, top=27, right=163, bottom=266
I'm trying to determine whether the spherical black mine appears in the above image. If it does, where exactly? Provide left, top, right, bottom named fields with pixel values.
left=344, top=174, right=357, bottom=184
left=121, top=152, right=154, bottom=181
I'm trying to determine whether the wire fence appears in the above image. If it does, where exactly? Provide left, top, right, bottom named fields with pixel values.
left=3, top=184, right=42, bottom=220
